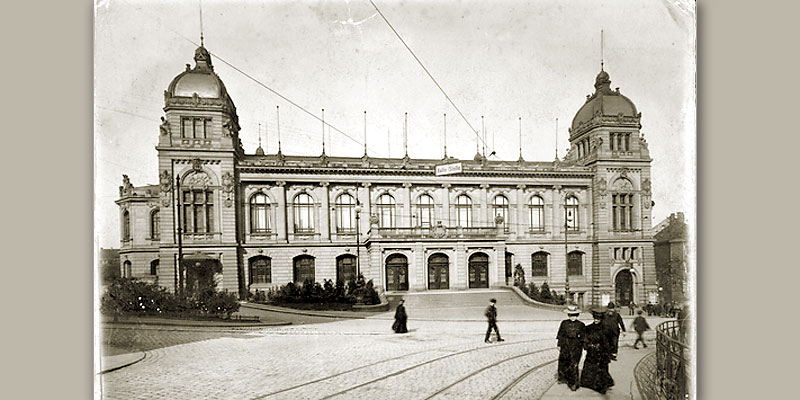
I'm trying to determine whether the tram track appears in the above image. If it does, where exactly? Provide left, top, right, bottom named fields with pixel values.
left=250, top=338, right=555, bottom=400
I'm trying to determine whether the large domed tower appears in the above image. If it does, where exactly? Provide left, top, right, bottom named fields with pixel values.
left=567, top=68, right=656, bottom=308
left=155, top=45, right=245, bottom=297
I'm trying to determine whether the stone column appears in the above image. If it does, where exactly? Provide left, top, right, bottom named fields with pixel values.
left=275, top=181, right=287, bottom=242
left=440, top=183, right=451, bottom=226
left=358, top=182, right=372, bottom=236
left=516, top=184, right=526, bottom=236
left=403, top=182, right=413, bottom=228
left=552, top=185, right=562, bottom=237
left=480, top=183, right=489, bottom=227
left=320, top=181, right=330, bottom=240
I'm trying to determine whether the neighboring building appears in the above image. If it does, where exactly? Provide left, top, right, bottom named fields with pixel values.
left=100, top=248, right=120, bottom=284
left=116, top=44, right=658, bottom=309
left=653, top=212, right=689, bottom=305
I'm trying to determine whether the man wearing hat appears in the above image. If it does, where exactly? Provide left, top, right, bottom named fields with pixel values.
left=632, top=309, right=650, bottom=349
left=484, top=298, right=504, bottom=343
left=580, top=308, right=615, bottom=394
left=557, top=304, right=585, bottom=391
left=602, top=301, right=626, bottom=360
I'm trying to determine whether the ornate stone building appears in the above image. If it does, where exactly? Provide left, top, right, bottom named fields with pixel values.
left=116, top=45, right=657, bottom=309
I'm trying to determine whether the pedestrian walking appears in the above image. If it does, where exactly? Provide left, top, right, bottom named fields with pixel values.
left=602, top=302, right=626, bottom=360
left=484, top=298, right=504, bottom=343
left=633, top=309, right=650, bottom=349
left=628, top=301, right=636, bottom=316
left=392, top=299, right=408, bottom=333
left=580, top=308, right=615, bottom=394
left=557, top=305, right=585, bottom=391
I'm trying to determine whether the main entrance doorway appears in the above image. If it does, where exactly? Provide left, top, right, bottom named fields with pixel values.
left=386, top=254, right=409, bottom=291
left=468, top=253, right=489, bottom=288
left=427, top=253, right=449, bottom=290
left=615, top=269, right=634, bottom=306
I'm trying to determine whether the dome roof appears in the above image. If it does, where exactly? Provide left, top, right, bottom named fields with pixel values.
left=571, top=70, right=639, bottom=135
left=166, top=45, right=229, bottom=99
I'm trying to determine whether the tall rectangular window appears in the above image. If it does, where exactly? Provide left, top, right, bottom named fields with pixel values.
left=181, top=117, right=209, bottom=138
left=183, top=189, right=214, bottom=233
left=612, top=194, right=634, bottom=231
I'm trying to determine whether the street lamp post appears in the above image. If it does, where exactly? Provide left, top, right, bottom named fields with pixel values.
left=564, top=204, right=570, bottom=305
left=354, top=201, right=362, bottom=277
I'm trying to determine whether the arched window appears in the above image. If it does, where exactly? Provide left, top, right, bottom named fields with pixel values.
left=293, top=255, right=315, bottom=283
left=565, top=196, right=579, bottom=231
left=455, top=195, right=472, bottom=227
left=293, top=193, right=315, bottom=233
left=122, top=260, right=132, bottom=278
left=335, top=193, right=356, bottom=233
left=568, top=251, right=583, bottom=276
left=493, top=195, right=509, bottom=231
left=529, top=196, right=544, bottom=232
left=150, top=209, right=160, bottom=239
left=336, top=255, right=357, bottom=284
left=377, top=194, right=395, bottom=228
left=417, top=194, right=434, bottom=227
left=532, top=252, right=548, bottom=277
left=249, top=256, right=271, bottom=285
left=182, top=189, right=214, bottom=233
left=250, top=193, right=271, bottom=233
left=150, top=259, right=159, bottom=276
left=122, top=210, right=131, bottom=241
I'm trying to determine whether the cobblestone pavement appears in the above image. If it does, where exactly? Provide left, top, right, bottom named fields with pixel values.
left=100, top=292, right=667, bottom=400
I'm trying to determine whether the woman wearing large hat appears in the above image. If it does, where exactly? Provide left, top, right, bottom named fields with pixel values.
left=580, top=308, right=615, bottom=394
left=556, top=304, right=585, bottom=391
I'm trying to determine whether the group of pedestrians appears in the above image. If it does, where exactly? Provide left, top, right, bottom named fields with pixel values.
left=555, top=301, right=651, bottom=394
left=391, top=297, right=652, bottom=395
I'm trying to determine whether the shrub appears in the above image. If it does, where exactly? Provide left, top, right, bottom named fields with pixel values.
left=539, top=282, right=552, bottom=301
left=527, top=282, right=540, bottom=300
left=101, top=277, right=240, bottom=318
left=267, top=274, right=379, bottom=306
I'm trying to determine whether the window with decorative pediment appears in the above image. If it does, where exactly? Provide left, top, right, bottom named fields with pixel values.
left=377, top=194, right=396, bottom=228
left=529, top=196, right=544, bottom=232
left=417, top=194, right=434, bottom=228
left=455, top=195, right=472, bottom=227
left=293, top=193, right=315, bottom=233
left=335, top=193, right=356, bottom=233
left=250, top=193, right=271, bottom=233
left=493, top=195, right=509, bottom=231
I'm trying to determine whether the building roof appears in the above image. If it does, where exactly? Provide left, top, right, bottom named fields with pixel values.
left=166, top=45, right=230, bottom=100
left=570, top=69, right=640, bottom=137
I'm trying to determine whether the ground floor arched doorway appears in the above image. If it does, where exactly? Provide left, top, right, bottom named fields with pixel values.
left=615, top=269, right=634, bottom=307
left=427, top=253, right=449, bottom=290
left=386, top=254, right=409, bottom=291
left=183, top=258, right=221, bottom=297
left=468, top=252, right=489, bottom=288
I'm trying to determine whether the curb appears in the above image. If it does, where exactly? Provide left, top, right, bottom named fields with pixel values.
left=240, top=302, right=386, bottom=319
left=99, top=352, right=146, bottom=375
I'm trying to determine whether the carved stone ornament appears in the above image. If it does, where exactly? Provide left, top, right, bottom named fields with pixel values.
left=120, top=174, right=134, bottom=196
left=619, top=167, right=629, bottom=178
left=641, top=178, right=652, bottom=195
left=159, top=170, right=172, bottom=206
left=191, top=158, right=203, bottom=171
left=596, top=177, right=607, bottom=196
left=590, top=137, right=603, bottom=152
left=185, top=171, right=212, bottom=188
left=369, top=214, right=380, bottom=225
left=494, top=214, right=505, bottom=225
left=221, top=172, right=235, bottom=207
left=433, top=222, right=447, bottom=238
left=159, top=117, right=171, bottom=136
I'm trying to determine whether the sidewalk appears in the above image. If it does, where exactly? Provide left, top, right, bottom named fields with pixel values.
left=541, top=345, right=653, bottom=399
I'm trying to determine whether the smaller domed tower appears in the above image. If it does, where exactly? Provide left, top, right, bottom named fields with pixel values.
left=154, top=45, right=245, bottom=297
left=568, top=68, right=656, bottom=308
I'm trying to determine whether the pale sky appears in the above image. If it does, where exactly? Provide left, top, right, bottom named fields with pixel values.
left=95, top=0, right=695, bottom=249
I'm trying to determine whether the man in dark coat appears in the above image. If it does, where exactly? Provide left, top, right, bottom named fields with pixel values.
left=484, top=298, right=504, bottom=343
left=632, top=309, right=650, bottom=349
left=557, top=305, right=585, bottom=391
left=392, top=299, right=408, bottom=333
left=580, top=308, right=615, bottom=394
left=602, top=302, right=626, bottom=360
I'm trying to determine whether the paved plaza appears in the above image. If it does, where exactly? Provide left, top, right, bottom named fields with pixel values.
left=99, top=290, right=663, bottom=399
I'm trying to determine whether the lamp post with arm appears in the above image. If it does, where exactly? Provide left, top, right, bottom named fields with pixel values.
left=354, top=201, right=362, bottom=277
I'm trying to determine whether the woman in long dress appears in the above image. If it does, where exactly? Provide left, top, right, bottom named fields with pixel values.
left=580, top=308, right=615, bottom=394
left=392, top=300, right=408, bottom=333
left=556, top=305, right=585, bottom=391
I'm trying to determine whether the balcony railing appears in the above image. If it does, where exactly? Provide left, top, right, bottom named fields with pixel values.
left=371, top=225, right=503, bottom=239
